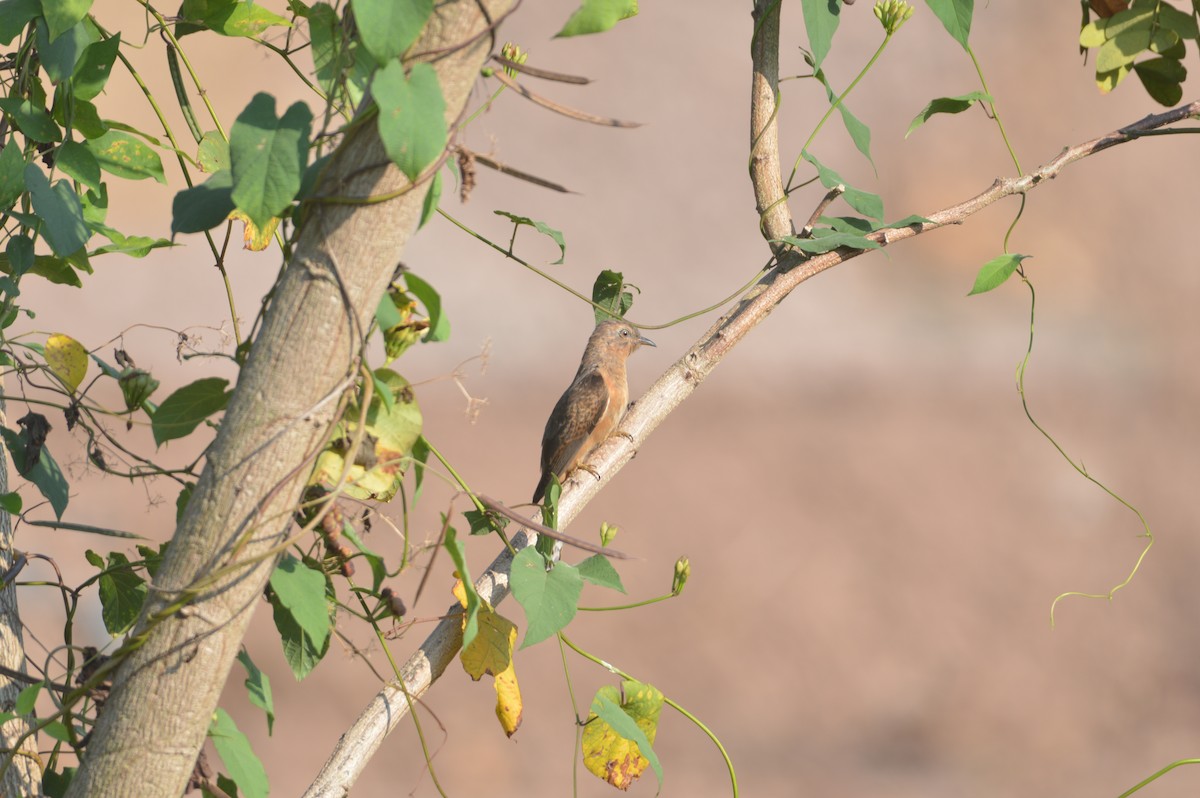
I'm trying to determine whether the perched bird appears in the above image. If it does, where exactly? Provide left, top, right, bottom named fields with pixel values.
left=533, top=320, right=655, bottom=503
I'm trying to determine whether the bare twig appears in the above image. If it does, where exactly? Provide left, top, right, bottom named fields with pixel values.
left=801, top=185, right=845, bottom=236
left=477, top=496, right=631, bottom=558
left=490, top=70, right=641, bottom=128
left=492, top=55, right=590, bottom=84
left=464, top=148, right=574, bottom=193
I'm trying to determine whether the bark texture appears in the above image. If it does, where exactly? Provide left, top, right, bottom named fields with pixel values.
left=0, top=398, right=42, bottom=796
left=64, top=3, right=512, bottom=795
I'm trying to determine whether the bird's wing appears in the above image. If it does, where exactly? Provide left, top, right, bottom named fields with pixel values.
left=542, top=368, right=610, bottom=479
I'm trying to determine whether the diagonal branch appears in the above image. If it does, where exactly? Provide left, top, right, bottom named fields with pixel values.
left=301, top=4, right=1200, bottom=792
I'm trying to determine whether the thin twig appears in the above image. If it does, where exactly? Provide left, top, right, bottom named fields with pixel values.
left=477, top=496, right=631, bottom=559
left=492, top=55, right=590, bottom=84
left=801, top=185, right=844, bottom=235
left=490, top=70, right=641, bottom=128
left=465, top=149, right=574, bottom=193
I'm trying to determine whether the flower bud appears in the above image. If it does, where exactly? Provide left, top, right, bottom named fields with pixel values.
left=873, top=1, right=914, bottom=34
left=118, top=369, right=159, bottom=411
left=672, top=556, right=690, bottom=595
left=599, top=521, right=618, bottom=548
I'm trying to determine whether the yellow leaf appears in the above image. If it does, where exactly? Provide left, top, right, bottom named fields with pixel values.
left=493, top=659, right=522, bottom=737
left=582, top=681, right=664, bottom=790
left=45, top=333, right=88, bottom=393
left=455, top=579, right=524, bottom=737
left=306, top=371, right=422, bottom=502
left=229, top=209, right=280, bottom=251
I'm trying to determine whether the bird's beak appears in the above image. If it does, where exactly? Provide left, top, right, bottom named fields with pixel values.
left=638, top=333, right=656, bottom=348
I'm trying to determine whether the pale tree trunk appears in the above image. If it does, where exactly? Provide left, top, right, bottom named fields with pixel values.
left=64, top=2, right=512, bottom=795
left=0, top=397, right=43, bottom=796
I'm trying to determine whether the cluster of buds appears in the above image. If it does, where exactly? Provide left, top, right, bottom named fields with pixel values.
left=671, top=556, right=690, bottom=596
left=500, top=42, right=528, bottom=77
left=118, top=368, right=158, bottom=413
left=873, top=0, right=914, bottom=35
left=599, top=521, right=618, bottom=548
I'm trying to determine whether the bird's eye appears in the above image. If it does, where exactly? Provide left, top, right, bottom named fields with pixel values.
left=619, top=328, right=629, bottom=337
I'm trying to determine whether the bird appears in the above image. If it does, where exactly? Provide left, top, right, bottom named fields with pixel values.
left=533, top=320, right=655, bottom=503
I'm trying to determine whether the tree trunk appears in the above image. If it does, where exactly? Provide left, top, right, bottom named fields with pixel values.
left=65, top=3, right=512, bottom=794
left=0, top=396, right=43, bottom=796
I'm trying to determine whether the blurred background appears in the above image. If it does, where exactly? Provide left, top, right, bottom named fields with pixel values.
left=12, top=1, right=1200, bottom=796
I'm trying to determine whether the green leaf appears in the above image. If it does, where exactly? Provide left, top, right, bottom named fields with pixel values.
left=172, top=169, right=234, bottom=234
left=209, top=708, right=269, bottom=798
left=308, top=2, right=342, bottom=93
left=591, top=269, right=634, bottom=323
left=42, top=720, right=72, bottom=742
left=586, top=686, right=664, bottom=789
left=0, top=143, right=27, bottom=208
left=151, top=377, right=230, bottom=446
left=237, top=649, right=275, bottom=735
left=1096, top=29, right=1151, bottom=73
left=85, top=130, right=166, bottom=184
left=269, top=555, right=331, bottom=651
left=269, top=584, right=330, bottom=680
left=0, top=427, right=68, bottom=519
left=6, top=235, right=35, bottom=275
left=375, top=290, right=402, bottom=331
left=493, top=211, right=566, bottom=265
left=800, top=150, right=883, bottom=220
left=36, top=19, right=92, bottom=85
left=71, top=33, right=120, bottom=101
left=135, top=541, right=168, bottom=578
left=800, top=0, right=840, bottom=69
left=411, top=434, right=430, bottom=501
left=0, top=98, right=63, bottom=143
left=511, top=548, right=583, bottom=648
left=42, top=0, right=92, bottom=42
left=229, top=94, right=312, bottom=229
left=444, top=524, right=480, bottom=649
left=968, top=253, right=1029, bottom=295
left=94, top=551, right=147, bottom=635
left=373, top=61, right=447, bottom=182
left=577, top=554, right=626, bottom=593
left=924, top=0, right=973, bottom=49
left=175, top=482, right=194, bottom=523
left=1134, top=57, right=1186, bottom=106
left=812, top=66, right=872, bottom=166
left=556, top=0, right=639, bottom=37
left=88, top=224, right=174, bottom=258
left=1157, top=2, right=1200, bottom=39
left=56, top=141, right=102, bottom=192
left=60, top=98, right=106, bottom=139
left=905, top=91, right=992, bottom=138
left=197, top=130, right=230, bottom=173
left=15, top=681, right=41, bottom=715
left=779, top=231, right=881, bottom=254
left=403, top=272, right=448, bottom=342
left=419, top=169, right=441, bottom=228
left=25, top=165, right=89, bottom=256
left=0, top=492, right=22, bottom=514
left=42, top=766, right=75, bottom=798
left=0, top=0, right=41, bottom=46
left=179, top=0, right=293, bottom=38
left=884, top=214, right=934, bottom=229
left=368, top=368, right=395, bottom=413
left=351, top=0, right=432, bottom=63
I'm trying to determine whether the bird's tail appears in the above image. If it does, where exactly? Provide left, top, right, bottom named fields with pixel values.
left=531, top=471, right=550, bottom=504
